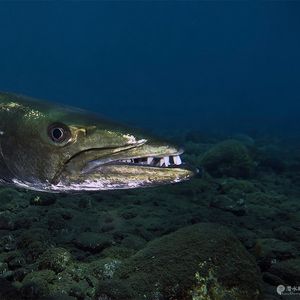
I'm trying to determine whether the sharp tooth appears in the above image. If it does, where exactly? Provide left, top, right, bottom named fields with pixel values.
left=126, top=159, right=131, bottom=163
left=159, top=158, right=164, bottom=167
left=178, top=156, right=182, bottom=164
left=173, top=155, right=182, bottom=165
left=147, top=157, right=154, bottom=165
left=164, top=156, right=170, bottom=167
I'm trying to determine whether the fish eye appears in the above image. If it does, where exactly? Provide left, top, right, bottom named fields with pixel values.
left=48, top=123, right=71, bottom=143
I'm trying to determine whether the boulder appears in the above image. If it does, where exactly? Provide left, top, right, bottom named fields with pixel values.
left=200, top=140, right=254, bottom=178
left=269, top=258, right=300, bottom=285
left=97, top=223, right=263, bottom=300
left=38, top=247, right=72, bottom=273
left=74, top=232, right=111, bottom=253
left=254, top=238, right=297, bottom=270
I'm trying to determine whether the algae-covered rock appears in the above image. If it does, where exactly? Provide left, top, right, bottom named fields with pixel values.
left=29, top=193, right=56, bottom=206
left=17, top=228, right=50, bottom=249
left=0, top=278, right=20, bottom=300
left=200, top=140, right=254, bottom=178
left=273, top=226, right=299, bottom=242
left=40, top=295, right=76, bottom=300
left=21, top=269, right=56, bottom=298
left=0, top=213, right=15, bottom=230
left=88, top=258, right=122, bottom=280
left=269, top=258, right=300, bottom=285
left=38, top=247, right=72, bottom=273
left=210, top=195, right=247, bottom=216
left=254, top=238, right=297, bottom=270
left=97, top=223, right=263, bottom=300
left=74, top=232, right=112, bottom=253
left=231, top=134, right=255, bottom=147
left=217, top=178, right=257, bottom=194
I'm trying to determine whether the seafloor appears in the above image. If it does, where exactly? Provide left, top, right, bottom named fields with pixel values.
left=0, top=132, right=299, bottom=300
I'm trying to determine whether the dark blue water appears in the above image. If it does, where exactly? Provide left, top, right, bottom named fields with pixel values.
left=0, top=2, right=299, bottom=134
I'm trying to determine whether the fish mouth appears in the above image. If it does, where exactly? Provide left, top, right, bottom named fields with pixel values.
left=81, top=150, right=185, bottom=172
left=54, top=141, right=195, bottom=191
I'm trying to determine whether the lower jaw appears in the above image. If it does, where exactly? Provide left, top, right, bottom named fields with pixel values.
left=84, top=165, right=195, bottom=185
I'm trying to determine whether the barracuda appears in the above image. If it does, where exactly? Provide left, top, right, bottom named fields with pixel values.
left=0, top=92, right=195, bottom=192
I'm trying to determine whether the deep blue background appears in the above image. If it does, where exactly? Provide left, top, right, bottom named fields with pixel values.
left=0, top=2, right=299, bottom=135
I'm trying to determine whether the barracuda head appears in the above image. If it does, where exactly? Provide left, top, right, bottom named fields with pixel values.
left=0, top=93, right=195, bottom=192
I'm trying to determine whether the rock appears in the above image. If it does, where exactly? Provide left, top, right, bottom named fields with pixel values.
left=269, top=258, right=300, bottom=285
left=273, top=226, right=299, bottom=242
left=78, top=197, right=92, bottom=209
left=29, top=194, right=56, bottom=206
left=97, top=223, right=263, bottom=300
left=89, top=258, right=122, bottom=280
left=103, top=215, right=114, bottom=223
left=231, top=134, right=255, bottom=147
left=0, top=234, right=16, bottom=251
left=262, top=282, right=282, bottom=300
left=262, top=272, right=285, bottom=286
left=0, top=188, right=28, bottom=212
left=101, top=246, right=135, bottom=259
left=218, top=178, right=257, bottom=194
left=100, top=224, right=115, bottom=233
left=21, top=270, right=56, bottom=298
left=210, top=195, right=247, bottom=216
left=254, top=238, right=297, bottom=270
left=12, top=267, right=28, bottom=281
left=0, top=270, right=14, bottom=280
left=7, top=253, right=26, bottom=269
left=0, top=262, right=8, bottom=276
left=0, top=278, right=19, bottom=300
left=17, top=228, right=49, bottom=249
left=0, top=188, right=23, bottom=202
left=14, top=215, right=32, bottom=229
left=69, top=285, right=85, bottom=299
left=38, top=247, right=72, bottom=273
left=120, top=210, right=138, bottom=220
left=256, top=145, right=286, bottom=173
left=25, top=241, right=49, bottom=263
left=259, top=157, right=286, bottom=173
left=74, top=232, right=111, bottom=253
left=0, top=214, right=14, bottom=230
left=40, top=295, right=77, bottom=300
left=47, top=210, right=69, bottom=231
left=200, top=139, right=254, bottom=178
left=235, top=228, right=257, bottom=249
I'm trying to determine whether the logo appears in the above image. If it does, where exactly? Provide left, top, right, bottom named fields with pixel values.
left=277, top=285, right=300, bottom=296
left=277, top=285, right=285, bottom=295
